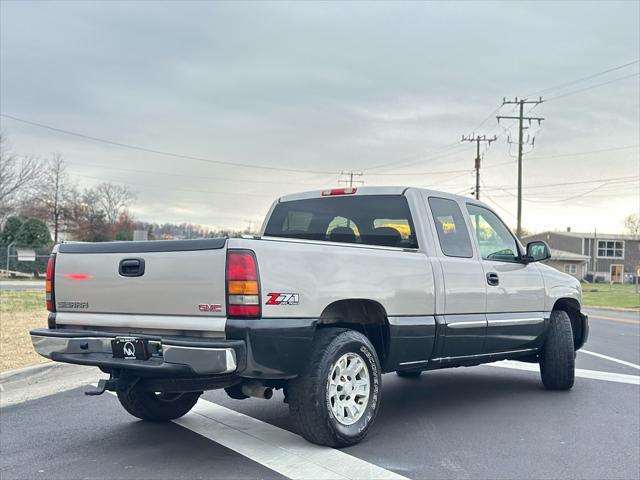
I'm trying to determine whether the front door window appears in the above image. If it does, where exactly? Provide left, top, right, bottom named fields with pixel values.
left=466, top=204, right=519, bottom=262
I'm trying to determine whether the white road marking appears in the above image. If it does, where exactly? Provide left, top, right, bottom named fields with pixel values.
left=102, top=388, right=408, bottom=480
left=487, top=360, right=640, bottom=385
left=579, top=349, right=640, bottom=370
left=176, top=399, right=409, bottom=480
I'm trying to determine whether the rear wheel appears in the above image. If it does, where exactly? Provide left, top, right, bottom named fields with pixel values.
left=539, top=310, right=575, bottom=390
left=117, top=386, right=201, bottom=421
left=288, top=328, right=382, bottom=447
left=396, top=370, right=422, bottom=378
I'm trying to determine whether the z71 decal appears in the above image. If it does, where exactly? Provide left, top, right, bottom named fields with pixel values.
left=266, top=293, right=299, bottom=306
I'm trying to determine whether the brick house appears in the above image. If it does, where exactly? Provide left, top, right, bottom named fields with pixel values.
left=523, top=230, right=640, bottom=283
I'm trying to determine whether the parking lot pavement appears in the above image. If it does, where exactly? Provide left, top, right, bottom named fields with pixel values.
left=1, top=309, right=638, bottom=480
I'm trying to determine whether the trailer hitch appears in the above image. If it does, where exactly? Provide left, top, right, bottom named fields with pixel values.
left=84, top=377, right=117, bottom=396
left=84, top=373, right=139, bottom=396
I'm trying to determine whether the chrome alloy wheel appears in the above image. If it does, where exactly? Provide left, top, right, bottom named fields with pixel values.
left=327, top=352, right=371, bottom=426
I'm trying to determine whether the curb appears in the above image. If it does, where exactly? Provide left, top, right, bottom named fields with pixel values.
left=0, top=361, right=54, bottom=382
left=0, top=362, right=100, bottom=408
left=584, top=306, right=640, bottom=313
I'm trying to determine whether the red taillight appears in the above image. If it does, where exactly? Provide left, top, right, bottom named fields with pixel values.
left=227, top=252, right=258, bottom=281
left=45, top=255, right=56, bottom=312
left=322, top=187, right=357, bottom=196
left=226, top=250, right=260, bottom=319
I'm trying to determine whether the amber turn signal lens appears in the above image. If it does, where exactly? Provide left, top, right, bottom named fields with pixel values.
left=228, top=280, right=259, bottom=295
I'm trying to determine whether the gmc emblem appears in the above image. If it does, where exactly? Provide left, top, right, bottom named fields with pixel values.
left=198, top=303, right=222, bottom=312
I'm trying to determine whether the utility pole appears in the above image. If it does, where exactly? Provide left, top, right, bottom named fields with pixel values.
left=461, top=134, right=497, bottom=200
left=339, top=171, right=364, bottom=188
left=338, top=171, right=363, bottom=229
left=497, top=97, right=544, bottom=239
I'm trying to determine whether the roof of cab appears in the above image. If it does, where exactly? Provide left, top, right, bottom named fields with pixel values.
left=278, top=186, right=471, bottom=203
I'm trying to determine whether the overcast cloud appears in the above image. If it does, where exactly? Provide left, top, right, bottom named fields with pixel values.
left=1, top=1, right=638, bottom=233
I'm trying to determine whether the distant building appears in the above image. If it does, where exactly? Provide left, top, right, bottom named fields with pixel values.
left=133, top=230, right=148, bottom=241
left=523, top=230, right=639, bottom=283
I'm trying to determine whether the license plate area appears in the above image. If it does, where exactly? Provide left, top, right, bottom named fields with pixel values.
left=112, top=337, right=149, bottom=360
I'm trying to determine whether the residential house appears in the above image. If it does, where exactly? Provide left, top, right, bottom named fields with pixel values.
left=523, top=230, right=639, bottom=283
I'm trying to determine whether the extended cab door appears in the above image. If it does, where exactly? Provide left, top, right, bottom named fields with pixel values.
left=426, top=196, right=487, bottom=359
left=465, top=203, right=546, bottom=353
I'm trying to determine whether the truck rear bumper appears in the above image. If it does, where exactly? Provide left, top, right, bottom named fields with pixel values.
left=30, top=328, right=244, bottom=377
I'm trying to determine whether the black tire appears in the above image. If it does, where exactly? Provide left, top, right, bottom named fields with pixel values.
left=396, top=370, right=422, bottom=378
left=288, top=328, right=382, bottom=447
left=539, top=310, right=575, bottom=390
left=117, top=386, right=201, bottom=421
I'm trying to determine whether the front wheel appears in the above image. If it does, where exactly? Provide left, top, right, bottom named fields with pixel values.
left=117, top=386, right=201, bottom=421
left=539, top=310, right=575, bottom=390
left=288, top=328, right=382, bottom=447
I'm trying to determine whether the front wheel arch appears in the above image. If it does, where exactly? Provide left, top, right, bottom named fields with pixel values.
left=552, top=297, right=585, bottom=350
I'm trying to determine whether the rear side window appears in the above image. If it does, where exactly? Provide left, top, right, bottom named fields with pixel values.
left=264, top=195, right=418, bottom=248
left=428, top=197, right=473, bottom=258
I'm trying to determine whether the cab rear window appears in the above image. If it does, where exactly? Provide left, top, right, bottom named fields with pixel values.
left=264, top=195, right=418, bottom=248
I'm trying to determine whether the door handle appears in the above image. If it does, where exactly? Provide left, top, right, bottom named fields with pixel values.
left=119, top=258, right=145, bottom=277
left=486, top=272, right=499, bottom=286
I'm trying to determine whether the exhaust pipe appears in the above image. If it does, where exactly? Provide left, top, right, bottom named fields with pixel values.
left=241, top=380, right=273, bottom=400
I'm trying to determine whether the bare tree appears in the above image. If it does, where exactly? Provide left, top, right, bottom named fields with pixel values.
left=23, top=153, right=73, bottom=242
left=95, top=182, right=136, bottom=226
left=624, top=213, right=640, bottom=239
left=66, top=188, right=110, bottom=242
left=0, top=134, right=43, bottom=217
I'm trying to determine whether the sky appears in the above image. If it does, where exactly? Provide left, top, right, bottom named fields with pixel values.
left=1, top=0, right=639, bottom=233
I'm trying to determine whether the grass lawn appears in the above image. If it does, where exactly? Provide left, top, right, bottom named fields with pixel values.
left=581, top=283, right=639, bottom=310
left=0, top=290, right=49, bottom=372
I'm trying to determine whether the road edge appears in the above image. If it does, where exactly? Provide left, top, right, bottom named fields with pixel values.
left=0, top=362, right=101, bottom=409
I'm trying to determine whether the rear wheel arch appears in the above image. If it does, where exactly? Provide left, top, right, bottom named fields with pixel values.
left=552, top=297, right=584, bottom=350
left=318, top=299, right=389, bottom=365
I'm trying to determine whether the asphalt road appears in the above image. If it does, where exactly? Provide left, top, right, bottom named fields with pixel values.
left=1, top=308, right=638, bottom=480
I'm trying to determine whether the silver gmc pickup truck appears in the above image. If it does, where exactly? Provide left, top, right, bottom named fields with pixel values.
left=31, top=186, right=588, bottom=446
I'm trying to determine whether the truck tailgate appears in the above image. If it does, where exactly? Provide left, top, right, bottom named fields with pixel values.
left=53, top=239, right=227, bottom=319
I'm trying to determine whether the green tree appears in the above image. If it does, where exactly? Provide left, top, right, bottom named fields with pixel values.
left=1, top=216, right=24, bottom=243
left=15, top=217, right=51, bottom=247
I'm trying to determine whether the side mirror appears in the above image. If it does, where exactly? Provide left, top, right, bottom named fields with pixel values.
left=524, top=240, right=551, bottom=263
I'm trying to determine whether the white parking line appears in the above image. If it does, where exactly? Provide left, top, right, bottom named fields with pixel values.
left=487, top=360, right=640, bottom=385
left=102, top=388, right=408, bottom=480
left=580, top=349, right=640, bottom=370
left=175, top=399, right=409, bottom=480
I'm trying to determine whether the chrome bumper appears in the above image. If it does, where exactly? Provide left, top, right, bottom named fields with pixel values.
left=31, top=331, right=237, bottom=375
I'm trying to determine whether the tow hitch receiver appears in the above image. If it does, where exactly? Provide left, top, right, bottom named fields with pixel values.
left=85, top=378, right=117, bottom=396
left=84, top=373, right=138, bottom=396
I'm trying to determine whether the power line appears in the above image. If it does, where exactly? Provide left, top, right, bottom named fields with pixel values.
left=483, top=175, right=638, bottom=191
left=525, top=59, right=639, bottom=98
left=65, top=160, right=330, bottom=187
left=366, top=167, right=471, bottom=176
left=545, top=72, right=640, bottom=101
left=70, top=172, right=274, bottom=198
left=525, top=144, right=639, bottom=160
left=0, top=113, right=337, bottom=175
left=483, top=144, right=640, bottom=171
left=363, top=141, right=466, bottom=173
left=488, top=177, right=638, bottom=204
left=364, top=102, right=510, bottom=174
